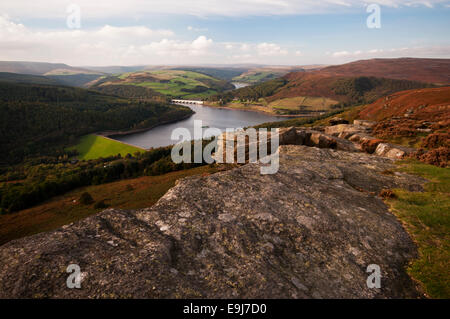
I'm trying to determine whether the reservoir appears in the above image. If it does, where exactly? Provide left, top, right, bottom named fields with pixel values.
left=231, top=82, right=251, bottom=89
left=112, top=103, right=287, bottom=149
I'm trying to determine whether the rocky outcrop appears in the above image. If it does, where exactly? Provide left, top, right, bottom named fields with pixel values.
left=213, top=127, right=360, bottom=163
left=375, top=143, right=416, bottom=159
left=0, top=145, right=425, bottom=298
left=329, top=117, right=349, bottom=126
left=324, top=124, right=371, bottom=137
left=353, top=120, right=377, bottom=128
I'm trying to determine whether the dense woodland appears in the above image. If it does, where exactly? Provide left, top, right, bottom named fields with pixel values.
left=0, top=82, right=192, bottom=164
left=0, top=140, right=214, bottom=214
left=206, top=78, right=288, bottom=104
left=92, top=84, right=167, bottom=101
left=330, top=77, right=434, bottom=104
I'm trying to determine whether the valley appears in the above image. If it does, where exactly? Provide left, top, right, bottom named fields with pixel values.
left=0, top=57, right=448, bottom=300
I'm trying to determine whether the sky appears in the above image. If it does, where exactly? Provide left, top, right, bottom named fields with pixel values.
left=0, top=0, right=449, bottom=66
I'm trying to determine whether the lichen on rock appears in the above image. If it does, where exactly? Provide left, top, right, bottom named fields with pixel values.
left=0, top=145, right=426, bottom=298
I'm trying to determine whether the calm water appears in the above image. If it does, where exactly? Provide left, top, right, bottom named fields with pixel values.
left=232, top=82, right=250, bottom=89
left=112, top=103, right=286, bottom=149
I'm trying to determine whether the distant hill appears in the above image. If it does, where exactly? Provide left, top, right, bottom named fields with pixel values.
left=45, top=74, right=104, bottom=87
left=89, top=70, right=235, bottom=99
left=0, top=72, right=62, bottom=86
left=0, top=61, right=97, bottom=76
left=267, top=72, right=433, bottom=105
left=82, top=65, right=148, bottom=74
left=0, top=62, right=104, bottom=87
left=223, top=58, right=447, bottom=105
left=208, top=74, right=433, bottom=113
left=318, top=58, right=450, bottom=85
left=232, top=66, right=304, bottom=84
left=171, top=67, right=249, bottom=81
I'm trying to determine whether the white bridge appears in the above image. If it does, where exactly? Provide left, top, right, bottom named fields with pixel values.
left=172, top=99, right=204, bottom=105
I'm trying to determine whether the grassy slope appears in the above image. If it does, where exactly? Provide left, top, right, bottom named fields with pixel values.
left=0, top=165, right=219, bottom=246
left=233, top=71, right=282, bottom=84
left=388, top=161, right=450, bottom=298
left=232, top=68, right=298, bottom=84
left=268, top=96, right=338, bottom=111
left=98, top=70, right=228, bottom=99
left=68, top=134, right=144, bottom=160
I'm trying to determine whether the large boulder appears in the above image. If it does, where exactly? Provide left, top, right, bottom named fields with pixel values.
left=375, top=143, right=416, bottom=159
left=0, top=146, right=425, bottom=298
left=348, top=134, right=384, bottom=154
left=213, top=128, right=360, bottom=164
left=324, top=124, right=370, bottom=137
left=353, top=120, right=377, bottom=128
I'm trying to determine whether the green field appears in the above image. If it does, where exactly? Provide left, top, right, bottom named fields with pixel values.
left=233, top=71, right=282, bottom=84
left=93, top=70, right=233, bottom=99
left=268, top=96, right=339, bottom=111
left=232, top=68, right=295, bottom=84
left=68, top=134, right=143, bottom=160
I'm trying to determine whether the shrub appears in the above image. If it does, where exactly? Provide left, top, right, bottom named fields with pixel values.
left=79, top=192, right=94, bottom=205
left=93, top=200, right=109, bottom=209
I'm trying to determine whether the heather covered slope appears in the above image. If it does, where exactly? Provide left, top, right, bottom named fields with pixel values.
left=318, top=58, right=450, bottom=85
left=269, top=58, right=449, bottom=102
left=359, top=86, right=450, bottom=122
left=267, top=73, right=431, bottom=105
left=358, top=87, right=450, bottom=167
left=208, top=58, right=442, bottom=114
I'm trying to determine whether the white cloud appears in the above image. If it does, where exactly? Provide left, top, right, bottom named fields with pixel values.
left=0, top=15, right=292, bottom=65
left=0, top=0, right=446, bottom=20
left=332, top=50, right=350, bottom=57
left=143, top=35, right=213, bottom=57
left=187, top=26, right=208, bottom=32
left=240, top=44, right=251, bottom=52
left=330, top=46, right=450, bottom=60
left=0, top=15, right=216, bottom=65
left=257, top=43, right=288, bottom=56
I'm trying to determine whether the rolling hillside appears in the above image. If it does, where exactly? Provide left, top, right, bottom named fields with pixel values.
left=207, top=58, right=445, bottom=115
left=271, top=58, right=449, bottom=102
left=0, top=82, right=192, bottom=163
left=318, top=58, right=450, bottom=85
left=359, top=86, right=450, bottom=122
left=0, top=61, right=97, bottom=76
left=0, top=61, right=104, bottom=87
left=208, top=75, right=432, bottom=115
left=0, top=72, right=62, bottom=85
left=89, top=70, right=234, bottom=99
left=268, top=72, right=433, bottom=105
left=171, top=67, right=249, bottom=81
left=232, top=66, right=303, bottom=84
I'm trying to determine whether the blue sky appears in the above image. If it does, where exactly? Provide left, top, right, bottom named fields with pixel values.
left=0, top=1, right=449, bottom=66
